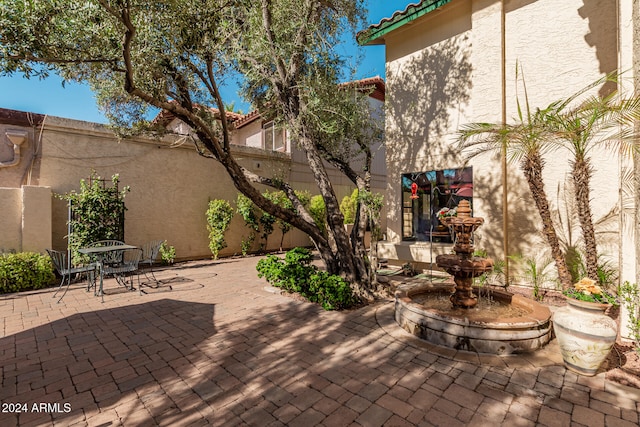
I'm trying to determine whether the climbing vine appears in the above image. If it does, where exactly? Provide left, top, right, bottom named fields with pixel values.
left=58, top=172, right=129, bottom=262
left=237, top=190, right=311, bottom=254
left=236, top=193, right=259, bottom=256
left=206, top=199, right=234, bottom=259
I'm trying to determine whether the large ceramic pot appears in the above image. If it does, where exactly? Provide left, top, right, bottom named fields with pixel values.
left=553, top=297, right=617, bottom=376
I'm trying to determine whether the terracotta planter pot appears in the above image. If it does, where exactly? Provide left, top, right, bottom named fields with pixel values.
left=553, top=297, right=617, bottom=376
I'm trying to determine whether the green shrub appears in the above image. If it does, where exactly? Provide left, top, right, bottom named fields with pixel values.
left=256, top=247, right=357, bottom=310
left=159, top=241, right=176, bottom=265
left=618, top=281, right=640, bottom=353
left=340, top=189, right=358, bottom=224
left=236, top=193, right=259, bottom=255
left=255, top=254, right=286, bottom=287
left=308, top=271, right=356, bottom=310
left=309, top=195, right=326, bottom=235
left=0, top=252, right=56, bottom=294
left=206, top=199, right=234, bottom=259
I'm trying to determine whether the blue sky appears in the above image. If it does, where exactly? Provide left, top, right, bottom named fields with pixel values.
left=0, top=2, right=407, bottom=124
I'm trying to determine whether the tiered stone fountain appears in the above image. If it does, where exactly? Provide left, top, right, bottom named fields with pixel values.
left=394, top=201, right=552, bottom=355
left=435, top=201, right=493, bottom=309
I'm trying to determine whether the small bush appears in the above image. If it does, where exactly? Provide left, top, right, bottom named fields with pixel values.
left=256, top=247, right=357, bottom=310
left=340, top=189, right=358, bottom=224
left=159, top=242, right=176, bottom=265
left=308, top=271, right=356, bottom=310
left=0, top=252, right=56, bottom=294
left=618, top=281, right=640, bottom=353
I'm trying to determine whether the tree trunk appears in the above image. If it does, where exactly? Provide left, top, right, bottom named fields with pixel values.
left=572, top=157, right=599, bottom=280
left=522, top=154, right=573, bottom=289
left=294, top=132, right=375, bottom=300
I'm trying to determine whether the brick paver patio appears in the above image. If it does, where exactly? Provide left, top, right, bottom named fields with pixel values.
left=1, top=256, right=639, bottom=426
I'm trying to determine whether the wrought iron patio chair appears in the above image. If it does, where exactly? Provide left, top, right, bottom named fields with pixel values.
left=139, top=240, right=164, bottom=285
left=47, top=249, right=97, bottom=303
left=103, top=248, right=143, bottom=294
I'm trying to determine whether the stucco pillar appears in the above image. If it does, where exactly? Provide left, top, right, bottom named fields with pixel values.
left=0, top=187, right=22, bottom=252
left=21, top=185, right=52, bottom=253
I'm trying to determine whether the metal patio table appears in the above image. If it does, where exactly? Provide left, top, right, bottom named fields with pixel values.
left=79, top=244, right=137, bottom=302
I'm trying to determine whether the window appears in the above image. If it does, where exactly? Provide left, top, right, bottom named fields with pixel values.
left=262, top=121, right=285, bottom=152
left=401, top=167, right=473, bottom=242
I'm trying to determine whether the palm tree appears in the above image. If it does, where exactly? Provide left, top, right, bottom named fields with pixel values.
left=549, top=76, right=640, bottom=282
left=458, top=78, right=573, bottom=289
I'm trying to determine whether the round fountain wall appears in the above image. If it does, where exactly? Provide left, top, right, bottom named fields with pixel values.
left=394, top=284, right=553, bottom=355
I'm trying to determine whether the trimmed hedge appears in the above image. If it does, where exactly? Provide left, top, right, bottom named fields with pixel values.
left=0, top=252, right=56, bottom=294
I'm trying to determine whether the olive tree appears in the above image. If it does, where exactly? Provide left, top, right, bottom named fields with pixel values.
left=0, top=0, right=381, bottom=298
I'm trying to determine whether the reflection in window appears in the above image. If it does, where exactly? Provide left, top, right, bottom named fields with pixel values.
left=262, top=121, right=285, bottom=152
left=401, top=167, right=473, bottom=242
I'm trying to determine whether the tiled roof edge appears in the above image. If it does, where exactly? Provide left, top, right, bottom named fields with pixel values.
left=357, top=0, right=454, bottom=46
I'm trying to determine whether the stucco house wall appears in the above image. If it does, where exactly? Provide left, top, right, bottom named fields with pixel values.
left=364, top=0, right=637, bottom=286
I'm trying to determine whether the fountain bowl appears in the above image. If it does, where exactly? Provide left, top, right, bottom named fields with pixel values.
left=395, top=283, right=553, bottom=355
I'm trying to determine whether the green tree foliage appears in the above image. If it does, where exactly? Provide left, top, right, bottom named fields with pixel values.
left=58, top=172, right=129, bottom=263
left=546, top=75, right=640, bottom=281
left=0, top=0, right=381, bottom=299
left=206, top=199, right=234, bottom=259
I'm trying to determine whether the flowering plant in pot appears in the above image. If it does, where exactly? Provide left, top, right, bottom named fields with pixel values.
left=553, top=277, right=618, bottom=376
left=563, top=278, right=618, bottom=305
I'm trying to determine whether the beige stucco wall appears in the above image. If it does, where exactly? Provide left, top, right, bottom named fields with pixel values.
left=21, top=185, right=52, bottom=253
left=0, top=102, right=387, bottom=259
left=59, top=118, right=311, bottom=259
left=0, top=116, right=311, bottom=259
left=378, top=0, right=635, bottom=282
left=381, top=0, right=473, bottom=265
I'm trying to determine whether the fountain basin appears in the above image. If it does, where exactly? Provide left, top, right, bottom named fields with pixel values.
left=395, top=283, right=553, bottom=355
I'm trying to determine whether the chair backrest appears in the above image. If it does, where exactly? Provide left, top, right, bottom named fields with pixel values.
left=123, top=248, right=142, bottom=268
left=47, top=249, right=68, bottom=274
left=141, top=240, right=164, bottom=264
